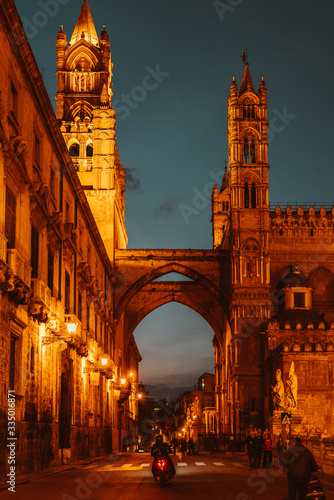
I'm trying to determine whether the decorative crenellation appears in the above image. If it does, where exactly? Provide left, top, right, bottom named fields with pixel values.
left=271, top=204, right=334, bottom=236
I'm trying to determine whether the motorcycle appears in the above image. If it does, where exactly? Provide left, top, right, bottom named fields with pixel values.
left=306, top=468, right=326, bottom=499
left=151, top=450, right=175, bottom=487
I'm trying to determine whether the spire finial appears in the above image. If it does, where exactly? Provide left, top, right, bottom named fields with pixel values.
left=241, top=48, right=248, bottom=65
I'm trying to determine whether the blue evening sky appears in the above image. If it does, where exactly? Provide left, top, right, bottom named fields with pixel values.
left=14, top=0, right=334, bottom=388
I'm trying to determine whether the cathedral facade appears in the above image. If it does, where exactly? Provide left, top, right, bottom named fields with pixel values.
left=0, top=0, right=333, bottom=478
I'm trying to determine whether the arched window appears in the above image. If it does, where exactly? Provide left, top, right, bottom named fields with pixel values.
left=251, top=183, right=256, bottom=208
left=250, top=138, right=256, bottom=163
left=69, top=143, right=79, bottom=157
left=244, top=182, right=249, bottom=208
left=244, top=139, right=249, bottom=163
left=86, top=144, right=93, bottom=157
left=243, top=137, right=256, bottom=163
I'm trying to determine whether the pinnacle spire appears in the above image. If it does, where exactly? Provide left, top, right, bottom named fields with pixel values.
left=69, top=0, right=99, bottom=46
left=239, top=63, right=255, bottom=94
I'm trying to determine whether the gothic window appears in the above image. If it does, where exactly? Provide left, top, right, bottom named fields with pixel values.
left=244, top=182, right=249, bottom=208
left=75, top=72, right=91, bottom=92
left=69, top=143, right=79, bottom=157
left=251, top=182, right=256, bottom=208
left=244, top=139, right=249, bottom=163
left=250, top=139, right=256, bottom=162
left=243, top=137, right=256, bottom=163
left=86, top=144, right=93, bottom=157
left=243, top=105, right=255, bottom=119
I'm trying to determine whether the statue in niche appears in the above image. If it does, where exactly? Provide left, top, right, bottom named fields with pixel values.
left=271, top=368, right=285, bottom=411
left=286, top=362, right=298, bottom=409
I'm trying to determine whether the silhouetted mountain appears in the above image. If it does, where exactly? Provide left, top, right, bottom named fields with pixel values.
left=144, top=384, right=193, bottom=401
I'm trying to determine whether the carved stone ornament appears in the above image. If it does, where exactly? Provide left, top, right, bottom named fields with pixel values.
left=2, top=268, right=32, bottom=305
left=28, top=298, right=49, bottom=322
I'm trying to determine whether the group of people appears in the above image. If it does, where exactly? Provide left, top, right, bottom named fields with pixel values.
left=245, top=426, right=319, bottom=500
left=245, top=428, right=274, bottom=470
left=171, top=435, right=195, bottom=455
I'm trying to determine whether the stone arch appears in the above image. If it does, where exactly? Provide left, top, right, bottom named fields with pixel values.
left=241, top=237, right=260, bottom=252
left=66, top=46, right=99, bottom=70
left=309, top=266, right=334, bottom=314
left=115, top=262, right=229, bottom=323
left=124, top=292, right=226, bottom=347
left=66, top=101, right=93, bottom=122
left=239, top=92, right=260, bottom=106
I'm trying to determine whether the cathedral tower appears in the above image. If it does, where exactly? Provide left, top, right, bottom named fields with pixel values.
left=214, top=59, right=272, bottom=431
left=56, top=0, right=127, bottom=259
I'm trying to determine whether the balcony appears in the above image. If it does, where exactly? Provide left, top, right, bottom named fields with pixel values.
left=7, top=248, right=31, bottom=287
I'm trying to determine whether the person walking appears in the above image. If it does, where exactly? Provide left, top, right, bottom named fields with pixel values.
left=256, top=430, right=264, bottom=468
left=245, top=430, right=258, bottom=470
left=284, top=437, right=318, bottom=500
left=263, top=432, right=273, bottom=469
left=171, top=436, right=179, bottom=455
left=187, top=437, right=195, bottom=455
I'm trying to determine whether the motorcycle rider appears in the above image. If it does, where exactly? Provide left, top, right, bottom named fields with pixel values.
left=151, top=435, right=175, bottom=478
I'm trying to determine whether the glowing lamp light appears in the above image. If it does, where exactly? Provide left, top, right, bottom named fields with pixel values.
left=129, top=372, right=134, bottom=377
left=66, top=321, right=77, bottom=334
left=138, top=393, right=142, bottom=399
left=101, top=357, right=108, bottom=366
left=121, top=378, right=126, bottom=385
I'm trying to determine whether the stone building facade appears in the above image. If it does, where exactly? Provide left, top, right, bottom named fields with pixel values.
left=0, top=0, right=140, bottom=478
left=1, top=0, right=334, bottom=479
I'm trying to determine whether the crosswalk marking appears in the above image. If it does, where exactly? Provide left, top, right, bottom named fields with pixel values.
left=82, top=460, right=245, bottom=471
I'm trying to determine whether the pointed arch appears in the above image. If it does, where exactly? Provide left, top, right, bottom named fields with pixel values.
left=115, top=261, right=229, bottom=323
left=65, top=45, right=100, bottom=70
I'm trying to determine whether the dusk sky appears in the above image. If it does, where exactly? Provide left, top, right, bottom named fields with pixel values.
left=14, top=0, right=334, bottom=390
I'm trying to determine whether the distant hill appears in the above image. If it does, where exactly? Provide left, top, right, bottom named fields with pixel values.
left=144, top=383, right=194, bottom=401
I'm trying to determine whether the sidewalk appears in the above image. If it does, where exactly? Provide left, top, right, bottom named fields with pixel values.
left=0, top=454, right=113, bottom=491
left=199, top=450, right=334, bottom=492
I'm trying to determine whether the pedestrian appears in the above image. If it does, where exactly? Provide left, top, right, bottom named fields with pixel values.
left=284, top=437, right=318, bottom=500
left=171, top=436, right=179, bottom=455
left=245, top=430, right=258, bottom=470
left=256, top=430, right=264, bottom=468
left=180, top=437, right=187, bottom=454
left=263, top=432, right=273, bottom=469
left=187, top=437, right=195, bottom=455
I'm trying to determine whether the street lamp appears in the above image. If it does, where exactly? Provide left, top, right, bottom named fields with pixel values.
left=65, top=319, right=78, bottom=334
left=101, top=357, right=108, bottom=366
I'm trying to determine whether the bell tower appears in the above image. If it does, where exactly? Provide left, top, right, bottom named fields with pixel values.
left=56, top=0, right=127, bottom=260
left=227, top=58, right=271, bottom=312
left=221, top=57, right=272, bottom=432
